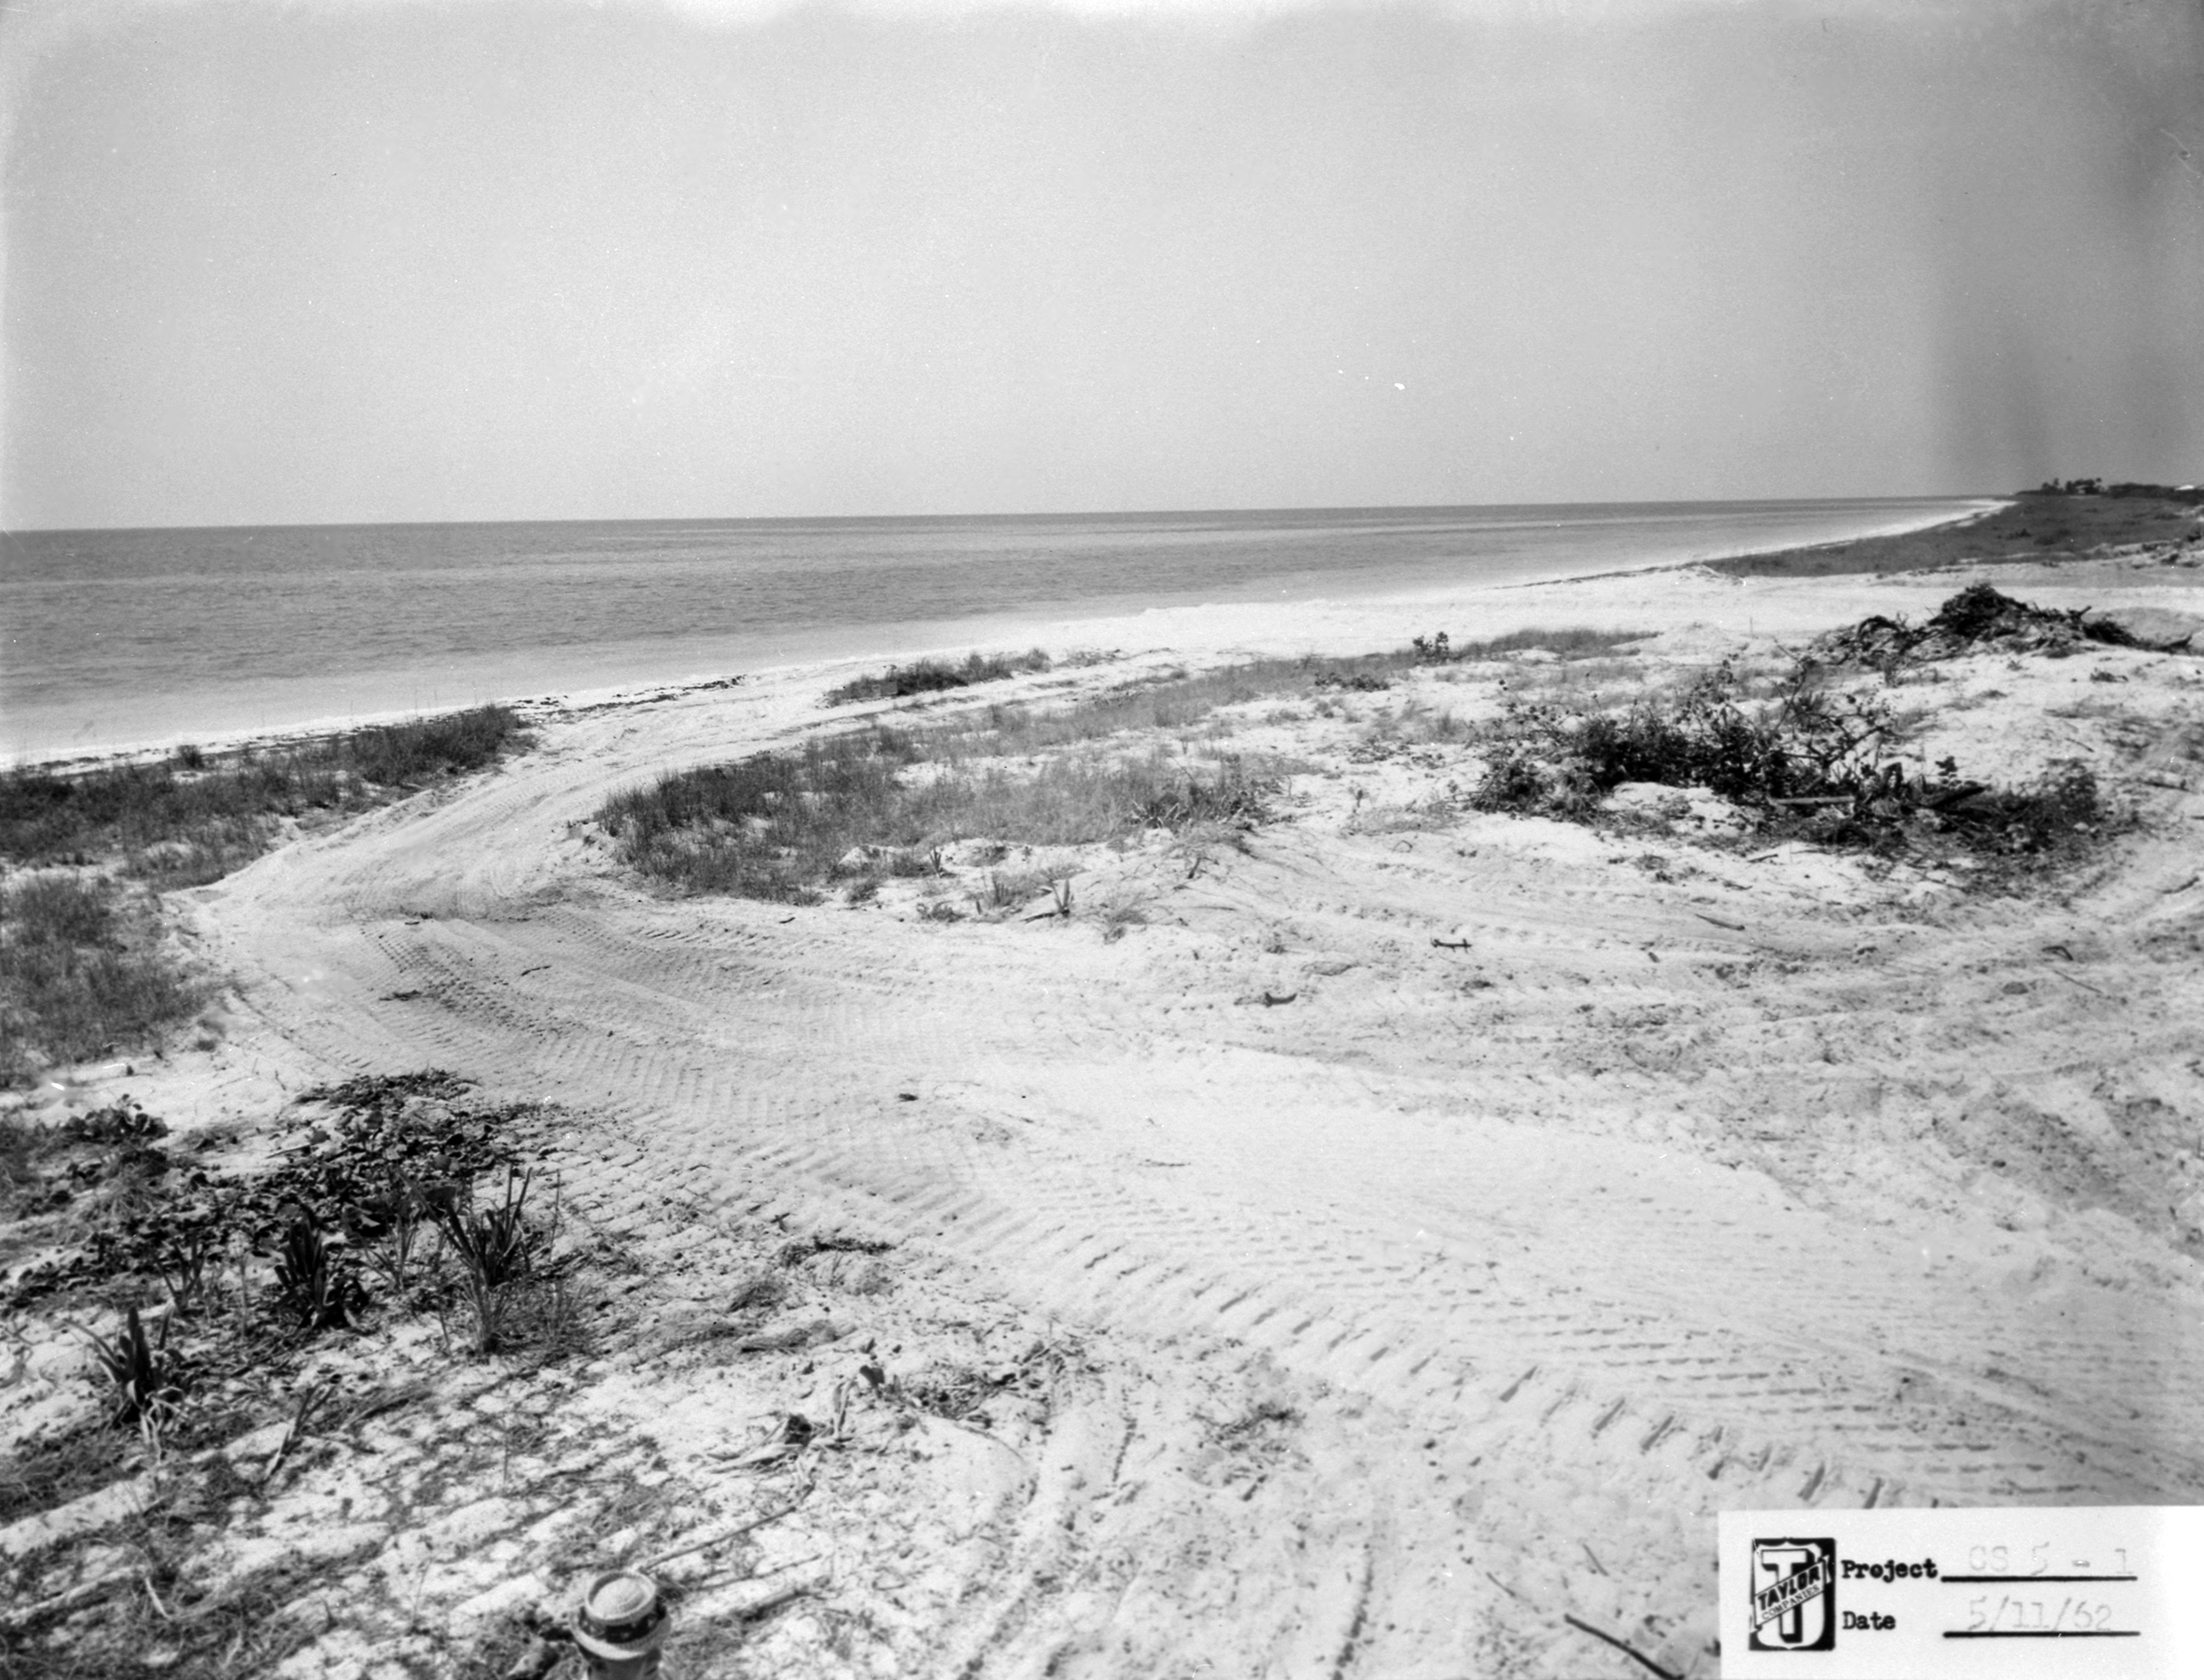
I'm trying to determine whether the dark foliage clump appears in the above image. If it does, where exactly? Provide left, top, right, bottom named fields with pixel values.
left=1468, top=647, right=2113, bottom=881
left=1815, top=583, right=2191, bottom=668
left=3, top=1074, right=529, bottom=1316
left=824, top=649, right=1052, bottom=705
left=1474, top=661, right=1890, bottom=813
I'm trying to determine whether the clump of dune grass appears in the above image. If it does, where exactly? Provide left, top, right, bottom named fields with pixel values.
left=605, top=642, right=1668, bottom=903
left=601, top=726, right=1281, bottom=902
left=824, top=649, right=1054, bottom=705
left=1412, top=626, right=1645, bottom=664
left=1, top=705, right=530, bottom=888
left=0, top=873, right=198, bottom=1083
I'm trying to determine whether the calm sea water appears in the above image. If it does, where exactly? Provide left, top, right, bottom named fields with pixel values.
left=3, top=499, right=1978, bottom=761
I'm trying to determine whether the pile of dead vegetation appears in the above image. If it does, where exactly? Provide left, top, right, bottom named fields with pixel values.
left=1469, top=637, right=2113, bottom=877
left=1813, top=582, right=2192, bottom=667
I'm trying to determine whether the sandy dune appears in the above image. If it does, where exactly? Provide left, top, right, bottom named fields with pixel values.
left=99, top=557, right=2201, bottom=1675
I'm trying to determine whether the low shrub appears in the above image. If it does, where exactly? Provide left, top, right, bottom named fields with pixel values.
left=1475, top=661, right=1890, bottom=811
left=824, top=649, right=1052, bottom=705
left=1468, top=652, right=2114, bottom=880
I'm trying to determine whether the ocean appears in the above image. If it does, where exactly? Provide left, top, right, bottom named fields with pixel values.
left=3, top=498, right=1981, bottom=762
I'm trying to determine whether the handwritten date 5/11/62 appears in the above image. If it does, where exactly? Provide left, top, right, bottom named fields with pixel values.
left=1963, top=1595, right=2120, bottom=1635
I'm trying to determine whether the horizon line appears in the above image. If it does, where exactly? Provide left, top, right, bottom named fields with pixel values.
left=3, top=490, right=2001, bottom=541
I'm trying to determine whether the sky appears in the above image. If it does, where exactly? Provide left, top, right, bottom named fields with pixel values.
left=2, top=0, right=2200, bottom=530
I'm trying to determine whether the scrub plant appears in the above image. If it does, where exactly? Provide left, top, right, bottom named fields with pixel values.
left=436, top=1168, right=541, bottom=1354
left=273, top=1212, right=360, bottom=1332
left=77, top=1305, right=186, bottom=1432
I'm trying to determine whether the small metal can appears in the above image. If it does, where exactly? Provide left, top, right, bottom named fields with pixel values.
left=572, top=1571, right=668, bottom=1678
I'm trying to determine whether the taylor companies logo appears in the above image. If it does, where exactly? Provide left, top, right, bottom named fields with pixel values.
left=1750, top=1537, right=1838, bottom=1652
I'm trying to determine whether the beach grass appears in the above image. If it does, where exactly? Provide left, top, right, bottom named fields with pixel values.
left=1, top=705, right=528, bottom=1080
left=1436, top=626, right=1648, bottom=662
left=599, top=657, right=1393, bottom=901
left=1, top=705, right=530, bottom=889
left=602, top=730, right=1281, bottom=902
left=606, top=641, right=1659, bottom=902
left=1, top=873, right=197, bottom=1085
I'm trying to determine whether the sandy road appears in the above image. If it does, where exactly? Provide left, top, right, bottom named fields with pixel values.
left=186, top=630, right=2204, bottom=1677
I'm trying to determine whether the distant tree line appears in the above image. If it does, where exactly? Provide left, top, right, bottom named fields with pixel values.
left=2034, top=477, right=2201, bottom=500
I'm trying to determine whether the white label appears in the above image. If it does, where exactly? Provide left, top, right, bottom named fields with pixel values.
left=1718, top=1507, right=2204, bottom=1679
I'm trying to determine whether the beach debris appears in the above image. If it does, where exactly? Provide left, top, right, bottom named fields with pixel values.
left=1560, top=1613, right=1683, bottom=1680
left=1812, top=582, right=2189, bottom=667
left=638, top=1499, right=806, bottom=1572
left=733, top=1317, right=845, bottom=1355
left=726, top=1271, right=790, bottom=1314
left=572, top=1570, right=669, bottom=1678
left=718, top=1411, right=815, bottom=1469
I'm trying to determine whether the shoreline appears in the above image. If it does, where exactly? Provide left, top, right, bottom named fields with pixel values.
left=6, top=497, right=2006, bottom=774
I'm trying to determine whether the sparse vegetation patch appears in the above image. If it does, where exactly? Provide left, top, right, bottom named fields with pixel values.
left=1467, top=589, right=2124, bottom=881
left=1, top=873, right=197, bottom=1086
left=0, top=703, right=530, bottom=887
left=601, top=728, right=1282, bottom=902
left=2, top=707, right=532, bottom=1085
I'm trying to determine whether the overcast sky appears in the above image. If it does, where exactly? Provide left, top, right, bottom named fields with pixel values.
left=3, top=0, right=2199, bottom=530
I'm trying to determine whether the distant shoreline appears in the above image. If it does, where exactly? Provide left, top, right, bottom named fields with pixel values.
left=1, top=495, right=1999, bottom=770
left=1708, top=486, right=2203, bottom=578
